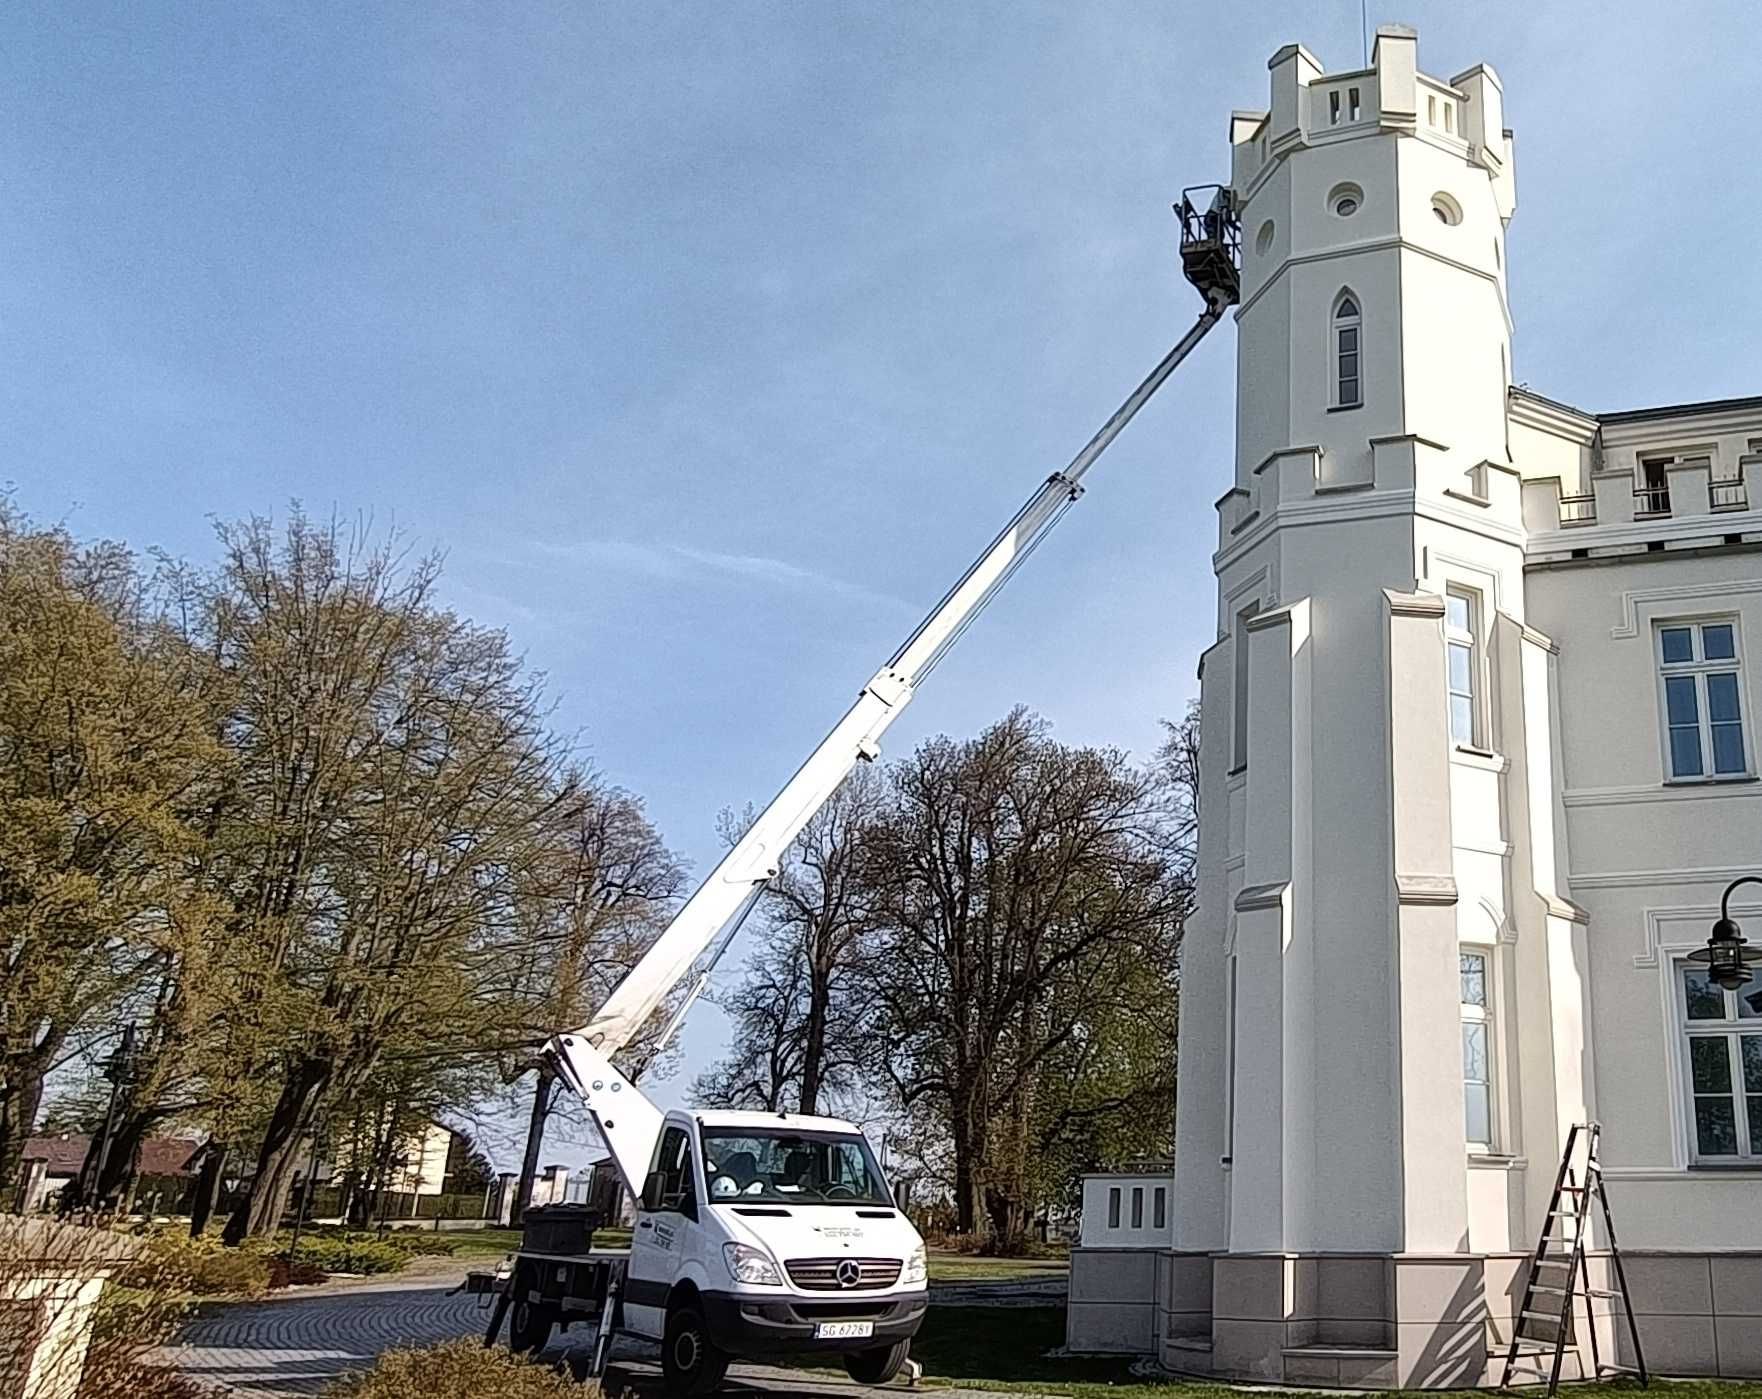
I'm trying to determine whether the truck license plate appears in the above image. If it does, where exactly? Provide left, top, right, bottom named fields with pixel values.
left=815, top=1320, right=874, bottom=1339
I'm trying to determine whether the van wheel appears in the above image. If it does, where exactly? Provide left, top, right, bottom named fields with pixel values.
left=844, top=1339, right=910, bottom=1385
left=662, top=1302, right=730, bottom=1396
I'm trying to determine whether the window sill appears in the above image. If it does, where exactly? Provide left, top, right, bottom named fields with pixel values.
left=1467, top=1153, right=1526, bottom=1171
left=1664, top=774, right=1759, bottom=788
left=1327, top=403, right=1364, bottom=414
left=1688, top=1162, right=1762, bottom=1174
left=1227, top=763, right=1247, bottom=778
left=1443, top=488, right=1491, bottom=508
left=1451, top=745, right=1506, bottom=772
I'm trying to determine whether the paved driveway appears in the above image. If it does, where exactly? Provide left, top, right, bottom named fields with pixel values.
left=171, top=1265, right=1067, bottom=1396
left=172, top=1273, right=513, bottom=1395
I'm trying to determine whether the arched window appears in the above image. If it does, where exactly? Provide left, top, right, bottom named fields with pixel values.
left=1333, top=293, right=1362, bottom=408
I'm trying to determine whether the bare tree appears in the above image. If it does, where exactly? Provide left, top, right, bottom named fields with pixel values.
left=859, top=709, right=1188, bottom=1250
left=693, top=768, right=883, bottom=1116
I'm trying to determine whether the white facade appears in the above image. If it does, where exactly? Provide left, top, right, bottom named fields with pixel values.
left=1067, top=27, right=1762, bottom=1386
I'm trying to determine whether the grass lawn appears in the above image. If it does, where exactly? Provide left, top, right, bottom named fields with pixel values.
left=927, top=1252, right=1068, bottom=1284
left=905, top=1306, right=1762, bottom=1399
left=442, top=1227, right=633, bottom=1258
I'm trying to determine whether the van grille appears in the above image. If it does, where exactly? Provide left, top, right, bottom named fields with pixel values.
left=785, top=1257, right=902, bottom=1291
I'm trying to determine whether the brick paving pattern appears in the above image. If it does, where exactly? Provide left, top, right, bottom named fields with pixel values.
left=172, top=1278, right=516, bottom=1395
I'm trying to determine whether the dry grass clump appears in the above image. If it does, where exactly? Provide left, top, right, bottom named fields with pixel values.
left=323, top=1340, right=592, bottom=1399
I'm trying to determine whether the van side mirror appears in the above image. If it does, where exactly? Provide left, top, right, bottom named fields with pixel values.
left=641, top=1171, right=665, bottom=1212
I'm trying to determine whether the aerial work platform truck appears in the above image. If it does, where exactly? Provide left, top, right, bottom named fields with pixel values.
left=487, top=188, right=1241, bottom=1396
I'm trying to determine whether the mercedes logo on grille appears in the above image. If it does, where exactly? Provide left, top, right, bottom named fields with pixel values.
left=835, top=1260, right=862, bottom=1288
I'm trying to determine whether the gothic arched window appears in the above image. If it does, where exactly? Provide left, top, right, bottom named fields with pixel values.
left=1333, top=292, right=1362, bottom=409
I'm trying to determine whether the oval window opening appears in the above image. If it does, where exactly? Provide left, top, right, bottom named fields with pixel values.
left=1432, top=193, right=1463, bottom=226
left=1255, top=221, right=1275, bottom=255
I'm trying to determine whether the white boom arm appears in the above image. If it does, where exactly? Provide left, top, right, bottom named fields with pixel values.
left=551, top=281, right=1233, bottom=1193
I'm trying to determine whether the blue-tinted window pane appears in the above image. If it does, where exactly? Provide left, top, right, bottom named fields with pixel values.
left=1692, top=1037, right=1733, bottom=1093
left=1713, top=723, right=1746, bottom=775
left=1670, top=726, right=1704, bottom=777
left=1702, top=624, right=1736, bottom=660
left=1450, top=695, right=1475, bottom=743
left=1661, top=627, right=1695, bottom=663
left=1686, top=969, right=1728, bottom=1020
left=1448, top=642, right=1473, bottom=692
left=1708, top=672, right=1743, bottom=723
left=1666, top=675, right=1700, bottom=725
left=1696, top=1096, right=1739, bottom=1155
left=1446, top=595, right=1471, bottom=631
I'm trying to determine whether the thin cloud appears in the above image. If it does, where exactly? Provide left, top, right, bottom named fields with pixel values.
left=542, top=538, right=916, bottom=615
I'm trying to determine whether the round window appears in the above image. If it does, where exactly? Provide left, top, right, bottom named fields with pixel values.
left=1431, top=193, right=1463, bottom=226
left=1255, top=220, right=1275, bottom=255
left=1327, top=182, right=1364, bottom=218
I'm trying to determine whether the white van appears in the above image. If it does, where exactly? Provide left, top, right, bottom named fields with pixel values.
left=620, top=1109, right=928, bottom=1394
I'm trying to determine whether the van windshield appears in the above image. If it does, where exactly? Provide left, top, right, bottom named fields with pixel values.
left=701, top=1128, right=892, bottom=1207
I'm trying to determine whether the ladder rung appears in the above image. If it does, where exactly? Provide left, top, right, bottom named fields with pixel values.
left=1528, top=1283, right=1572, bottom=1295
left=1585, top=1288, right=1625, bottom=1300
left=1601, top=1364, right=1643, bottom=1375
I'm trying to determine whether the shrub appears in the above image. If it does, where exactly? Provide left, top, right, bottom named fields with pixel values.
left=0, top=1218, right=205, bottom=1399
left=267, top=1255, right=330, bottom=1289
left=118, top=1227, right=272, bottom=1299
left=288, top=1234, right=405, bottom=1275
left=324, top=1341, right=589, bottom=1399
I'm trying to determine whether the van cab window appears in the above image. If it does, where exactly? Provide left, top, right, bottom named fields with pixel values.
left=646, top=1125, right=697, bottom=1211
left=701, top=1129, right=891, bottom=1206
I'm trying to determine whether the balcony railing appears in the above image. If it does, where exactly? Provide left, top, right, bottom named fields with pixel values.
left=1712, top=478, right=1750, bottom=511
left=1634, top=485, right=1672, bottom=516
left=1559, top=494, right=1597, bottom=525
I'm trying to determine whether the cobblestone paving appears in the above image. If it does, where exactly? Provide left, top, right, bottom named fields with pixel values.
left=170, top=1269, right=1067, bottom=1396
left=171, top=1278, right=538, bottom=1395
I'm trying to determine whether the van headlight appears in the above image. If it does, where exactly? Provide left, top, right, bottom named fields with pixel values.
left=900, top=1244, right=927, bottom=1285
left=724, top=1242, right=783, bottom=1286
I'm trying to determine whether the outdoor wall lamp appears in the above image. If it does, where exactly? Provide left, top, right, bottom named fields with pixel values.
left=1689, top=876, right=1762, bottom=990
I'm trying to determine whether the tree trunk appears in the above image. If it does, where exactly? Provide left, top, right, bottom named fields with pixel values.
left=512, top=1066, right=555, bottom=1225
left=190, top=1144, right=227, bottom=1236
left=0, top=1054, right=52, bottom=1203
left=223, top=1060, right=329, bottom=1243
left=949, top=1092, right=987, bottom=1237
left=799, top=971, right=829, bottom=1117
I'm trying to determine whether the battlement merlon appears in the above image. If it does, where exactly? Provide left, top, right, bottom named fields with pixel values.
left=1229, top=26, right=1516, bottom=222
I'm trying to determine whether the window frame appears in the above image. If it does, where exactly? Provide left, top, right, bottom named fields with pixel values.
left=1445, top=586, right=1485, bottom=749
left=1654, top=618, right=1751, bottom=783
left=1460, top=948, right=1497, bottom=1152
left=1231, top=602, right=1260, bottom=773
left=1675, top=962, right=1762, bottom=1164
left=1332, top=293, right=1363, bottom=410
left=1107, top=1186, right=1122, bottom=1228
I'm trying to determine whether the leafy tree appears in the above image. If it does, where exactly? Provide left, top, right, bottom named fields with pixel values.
left=859, top=709, right=1188, bottom=1251
left=0, top=503, right=226, bottom=1201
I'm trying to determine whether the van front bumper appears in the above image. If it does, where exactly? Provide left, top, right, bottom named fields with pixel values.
left=700, top=1289, right=928, bottom=1355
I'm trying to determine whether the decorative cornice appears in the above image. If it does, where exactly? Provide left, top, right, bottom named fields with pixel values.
left=1508, top=387, right=1598, bottom=443
left=1396, top=874, right=1458, bottom=907
left=1518, top=623, right=1559, bottom=655
left=1244, top=602, right=1300, bottom=633
left=1385, top=588, right=1446, bottom=619
left=1368, top=432, right=1451, bottom=453
left=1543, top=895, right=1589, bottom=925
left=1234, top=881, right=1289, bottom=912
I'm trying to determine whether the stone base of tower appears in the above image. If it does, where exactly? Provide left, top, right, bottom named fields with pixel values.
left=1068, top=1247, right=1762, bottom=1386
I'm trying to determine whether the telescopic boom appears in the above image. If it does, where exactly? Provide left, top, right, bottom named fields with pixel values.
left=548, top=189, right=1240, bottom=1187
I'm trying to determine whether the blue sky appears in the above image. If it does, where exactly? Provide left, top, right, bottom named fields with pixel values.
left=7, top=2, right=1760, bottom=1165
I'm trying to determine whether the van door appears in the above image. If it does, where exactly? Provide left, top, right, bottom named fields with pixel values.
left=625, top=1121, right=698, bottom=1338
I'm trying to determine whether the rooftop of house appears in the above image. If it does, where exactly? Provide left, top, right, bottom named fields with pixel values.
left=23, top=1132, right=206, bottom=1177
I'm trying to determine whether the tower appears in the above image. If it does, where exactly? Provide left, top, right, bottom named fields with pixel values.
left=1163, top=28, right=1594, bottom=1388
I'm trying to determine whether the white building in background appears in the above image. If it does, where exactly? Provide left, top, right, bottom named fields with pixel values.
left=1066, top=27, right=1762, bottom=1386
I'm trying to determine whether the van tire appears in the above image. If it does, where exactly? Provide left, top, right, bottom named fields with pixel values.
left=508, top=1273, right=554, bottom=1355
left=662, top=1302, right=729, bottom=1396
left=843, top=1339, right=910, bottom=1385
